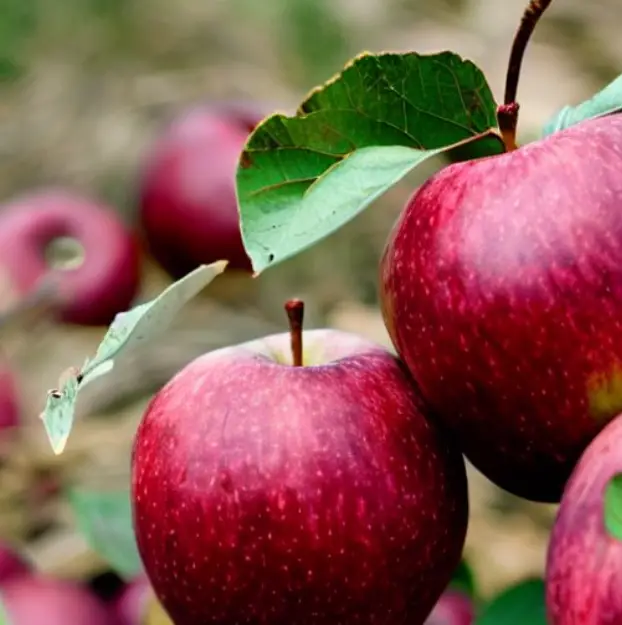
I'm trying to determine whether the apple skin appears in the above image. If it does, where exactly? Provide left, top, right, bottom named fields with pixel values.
left=110, top=575, right=151, bottom=625
left=545, top=412, right=622, bottom=624
left=0, top=575, right=115, bottom=625
left=0, top=189, right=141, bottom=326
left=380, top=113, right=622, bottom=503
left=0, top=543, right=31, bottom=585
left=424, top=589, right=474, bottom=625
left=0, top=365, right=19, bottom=432
left=131, top=329, right=469, bottom=625
left=137, top=105, right=261, bottom=278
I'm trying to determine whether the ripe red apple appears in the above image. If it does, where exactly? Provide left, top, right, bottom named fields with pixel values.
left=0, top=575, right=115, bottom=625
left=131, top=300, right=468, bottom=625
left=0, top=189, right=141, bottom=326
left=0, top=543, right=31, bottom=585
left=110, top=575, right=150, bottom=625
left=545, top=412, right=622, bottom=624
left=137, top=104, right=263, bottom=278
left=380, top=112, right=622, bottom=502
left=0, top=365, right=19, bottom=432
left=424, top=589, right=474, bottom=625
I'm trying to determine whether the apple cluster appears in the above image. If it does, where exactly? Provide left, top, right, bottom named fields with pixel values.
left=131, top=58, right=622, bottom=625
left=0, top=540, right=170, bottom=624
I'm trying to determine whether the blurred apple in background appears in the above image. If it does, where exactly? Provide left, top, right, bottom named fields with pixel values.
left=0, top=543, right=31, bottom=585
left=0, top=189, right=141, bottom=326
left=110, top=574, right=150, bottom=625
left=137, top=104, right=264, bottom=278
left=0, top=364, right=19, bottom=432
left=0, top=575, right=115, bottom=625
left=424, top=588, right=474, bottom=625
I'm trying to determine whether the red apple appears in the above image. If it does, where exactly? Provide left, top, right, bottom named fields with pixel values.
left=380, top=112, right=622, bottom=502
left=0, top=189, right=141, bottom=326
left=137, top=104, right=262, bottom=278
left=131, top=301, right=468, bottom=625
left=0, top=364, right=19, bottom=432
left=545, top=412, right=622, bottom=624
left=0, top=543, right=31, bottom=585
left=424, top=589, right=474, bottom=625
left=0, top=575, right=115, bottom=625
left=111, top=575, right=150, bottom=625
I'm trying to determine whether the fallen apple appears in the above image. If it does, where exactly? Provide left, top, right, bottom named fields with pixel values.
left=424, top=588, right=474, bottom=625
left=0, top=189, right=141, bottom=326
left=379, top=0, right=622, bottom=502
left=110, top=575, right=150, bottom=625
left=0, top=543, right=31, bottom=585
left=0, top=364, right=19, bottom=432
left=0, top=575, right=115, bottom=625
left=545, top=412, right=622, bottom=624
left=137, top=104, right=262, bottom=278
left=131, top=299, right=468, bottom=625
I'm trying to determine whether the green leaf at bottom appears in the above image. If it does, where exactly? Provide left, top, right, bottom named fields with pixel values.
left=604, top=472, right=622, bottom=540
left=68, top=487, right=142, bottom=581
left=474, top=578, right=547, bottom=625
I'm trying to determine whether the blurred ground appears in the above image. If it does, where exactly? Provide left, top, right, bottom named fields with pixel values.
left=1, top=0, right=621, bottom=601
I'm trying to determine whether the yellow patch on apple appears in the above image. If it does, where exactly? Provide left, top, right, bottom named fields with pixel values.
left=587, top=365, right=622, bottom=422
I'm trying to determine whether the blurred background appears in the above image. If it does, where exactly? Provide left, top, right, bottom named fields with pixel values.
left=1, top=0, right=621, bottom=617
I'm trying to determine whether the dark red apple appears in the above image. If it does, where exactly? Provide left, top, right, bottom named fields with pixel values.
left=0, top=364, right=19, bottom=432
left=424, top=589, right=474, bottom=625
left=137, top=104, right=263, bottom=278
left=0, top=543, right=31, bottom=585
left=545, top=412, right=622, bottom=624
left=0, top=575, right=115, bottom=625
left=131, top=301, right=468, bottom=625
left=380, top=112, right=622, bottom=502
left=111, top=575, right=150, bottom=625
left=0, top=189, right=141, bottom=326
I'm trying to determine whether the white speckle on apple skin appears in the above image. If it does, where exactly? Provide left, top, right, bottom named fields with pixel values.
left=131, top=329, right=468, bottom=625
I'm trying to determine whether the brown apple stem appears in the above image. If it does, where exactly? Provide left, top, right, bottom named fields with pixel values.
left=498, top=0, right=553, bottom=151
left=284, top=299, right=304, bottom=367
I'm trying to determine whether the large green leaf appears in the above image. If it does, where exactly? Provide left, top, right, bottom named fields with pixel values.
left=40, top=261, right=227, bottom=454
left=474, top=578, right=547, bottom=625
left=68, top=487, right=142, bottom=580
left=542, top=74, right=622, bottom=136
left=236, top=51, right=504, bottom=274
left=604, top=472, right=622, bottom=540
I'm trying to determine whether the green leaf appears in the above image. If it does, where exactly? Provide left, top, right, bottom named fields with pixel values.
left=449, top=559, right=477, bottom=598
left=40, top=261, right=228, bottom=454
left=68, top=487, right=142, bottom=580
left=604, top=472, right=622, bottom=540
left=0, top=598, right=12, bottom=625
left=237, top=51, right=503, bottom=273
left=542, top=74, right=622, bottom=136
left=474, top=578, right=547, bottom=625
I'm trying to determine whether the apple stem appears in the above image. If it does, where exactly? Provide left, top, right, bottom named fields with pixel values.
left=498, top=0, right=553, bottom=151
left=285, top=299, right=304, bottom=367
